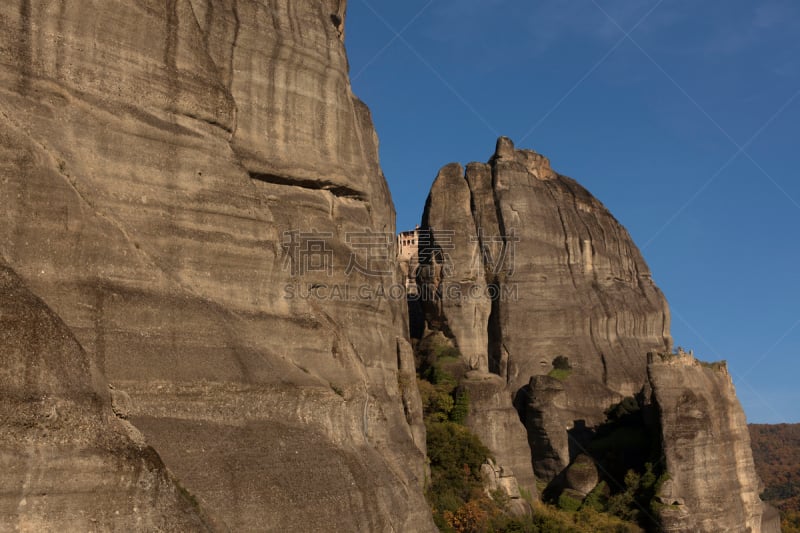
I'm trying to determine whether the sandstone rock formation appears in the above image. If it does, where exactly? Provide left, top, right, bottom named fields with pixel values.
left=425, top=137, right=672, bottom=396
left=0, top=1, right=778, bottom=530
left=421, top=162, right=492, bottom=372
left=419, top=138, right=773, bottom=532
left=648, top=352, right=768, bottom=532
left=420, top=137, right=672, bottom=486
left=0, top=1, right=433, bottom=531
left=0, top=260, right=211, bottom=532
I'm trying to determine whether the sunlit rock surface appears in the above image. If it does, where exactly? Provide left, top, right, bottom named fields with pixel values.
left=419, top=137, right=672, bottom=488
left=648, top=352, right=767, bottom=533
left=0, top=1, right=433, bottom=530
left=0, top=260, right=212, bottom=532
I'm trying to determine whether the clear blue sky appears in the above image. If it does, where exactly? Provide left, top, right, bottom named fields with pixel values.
left=345, top=0, right=800, bottom=424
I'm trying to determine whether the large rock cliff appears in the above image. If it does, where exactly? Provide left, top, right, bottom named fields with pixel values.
left=420, top=137, right=672, bottom=483
left=0, top=1, right=433, bottom=531
left=648, top=352, right=768, bottom=532
left=419, top=138, right=771, bottom=532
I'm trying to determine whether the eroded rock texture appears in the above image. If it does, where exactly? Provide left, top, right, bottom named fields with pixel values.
left=648, top=353, right=767, bottom=533
left=420, top=137, right=672, bottom=485
left=421, top=138, right=773, bottom=532
left=0, top=1, right=433, bottom=531
left=494, top=138, right=671, bottom=394
left=421, top=162, right=492, bottom=372
left=0, top=260, right=211, bottom=532
left=461, top=372, right=537, bottom=497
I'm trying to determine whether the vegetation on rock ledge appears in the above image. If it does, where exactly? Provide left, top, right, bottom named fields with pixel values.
left=416, top=334, right=647, bottom=532
left=547, top=356, right=573, bottom=381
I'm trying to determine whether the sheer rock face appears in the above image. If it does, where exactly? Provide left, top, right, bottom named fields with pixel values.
left=486, top=137, right=672, bottom=396
left=421, top=163, right=492, bottom=372
left=420, top=137, right=672, bottom=486
left=0, top=1, right=432, bottom=531
left=422, top=138, right=673, bottom=394
left=648, top=353, right=766, bottom=533
left=0, top=261, right=211, bottom=532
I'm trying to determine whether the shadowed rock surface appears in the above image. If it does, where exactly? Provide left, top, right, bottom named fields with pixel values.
left=648, top=352, right=767, bottom=532
left=0, top=260, right=211, bottom=532
left=517, top=376, right=570, bottom=482
left=0, top=1, right=433, bottom=531
left=563, top=454, right=599, bottom=497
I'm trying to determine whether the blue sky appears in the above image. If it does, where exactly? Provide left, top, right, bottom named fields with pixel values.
left=345, top=0, right=800, bottom=424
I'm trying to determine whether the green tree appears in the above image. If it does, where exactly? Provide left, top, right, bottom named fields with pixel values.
left=552, top=355, right=571, bottom=370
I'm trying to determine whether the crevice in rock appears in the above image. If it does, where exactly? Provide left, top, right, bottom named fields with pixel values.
left=248, top=171, right=366, bottom=201
left=164, top=0, right=179, bottom=72
left=485, top=161, right=511, bottom=379
left=600, top=351, right=608, bottom=386
left=561, top=177, right=598, bottom=278
left=16, top=2, right=31, bottom=54
left=203, top=1, right=214, bottom=47
left=16, top=0, right=32, bottom=93
left=489, top=163, right=508, bottom=247
left=230, top=0, right=241, bottom=91
left=330, top=0, right=346, bottom=41
left=487, top=292, right=504, bottom=377
left=181, top=111, right=234, bottom=135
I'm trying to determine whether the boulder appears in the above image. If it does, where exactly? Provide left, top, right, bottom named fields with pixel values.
left=564, top=454, right=599, bottom=497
